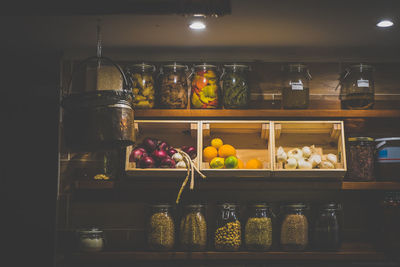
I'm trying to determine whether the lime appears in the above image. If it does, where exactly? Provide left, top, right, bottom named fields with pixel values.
left=224, top=156, right=238, bottom=169
left=210, top=157, right=225, bottom=169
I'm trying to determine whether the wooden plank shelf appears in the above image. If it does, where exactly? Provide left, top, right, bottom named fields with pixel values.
left=135, top=109, right=400, bottom=119
left=73, top=180, right=115, bottom=190
left=342, top=182, right=400, bottom=190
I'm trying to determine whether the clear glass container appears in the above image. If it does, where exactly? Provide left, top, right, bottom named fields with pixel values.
left=191, top=64, right=221, bottom=109
left=147, top=204, right=175, bottom=251
left=281, top=64, right=311, bottom=109
left=245, top=203, right=273, bottom=251
left=179, top=204, right=207, bottom=251
left=214, top=203, right=241, bottom=251
left=346, top=137, right=375, bottom=181
left=127, top=63, right=156, bottom=109
left=222, top=64, right=250, bottom=109
left=159, top=63, right=189, bottom=109
left=280, top=203, right=309, bottom=251
left=340, top=64, right=375, bottom=110
left=313, top=202, right=341, bottom=251
left=77, top=228, right=105, bottom=252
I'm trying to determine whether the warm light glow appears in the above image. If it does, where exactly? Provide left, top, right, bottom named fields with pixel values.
left=377, top=20, right=394, bottom=28
left=189, top=21, right=206, bottom=30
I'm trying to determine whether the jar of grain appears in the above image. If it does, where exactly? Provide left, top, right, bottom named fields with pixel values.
left=280, top=203, right=309, bottom=251
left=179, top=204, right=207, bottom=251
left=147, top=203, right=175, bottom=251
left=245, top=203, right=273, bottom=251
left=346, top=137, right=375, bottom=181
left=214, top=203, right=241, bottom=251
left=77, top=228, right=105, bottom=252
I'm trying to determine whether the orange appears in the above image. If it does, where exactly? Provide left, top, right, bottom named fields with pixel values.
left=237, top=159, right=244, bottom=169
left=203, top=146, right=218, bottom=162
left=218, top=144, right=236, bottom=158
left=245, top=159, right=263, bottom=169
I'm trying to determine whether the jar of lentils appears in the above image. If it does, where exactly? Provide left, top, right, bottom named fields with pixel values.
left=280, top=203, right=309, bottom=251
left=214, top=203, right=241, bottom=251
left=245, top=203, right=273, bottom=251
left=179, top=204, right=207, bottom=251
left=346, top=137, right=375, bottom=181
left=147, top=203, right=175, bottom=251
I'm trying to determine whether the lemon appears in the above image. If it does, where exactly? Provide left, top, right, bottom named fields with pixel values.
left=210, top=157, right=225, bottom=169
left=225, top=156, right=238, bottom=169
left=211, top=138, right=223, bottom=149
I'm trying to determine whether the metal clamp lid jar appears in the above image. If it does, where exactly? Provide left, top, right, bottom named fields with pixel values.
left=280, top=202, right=309, bottom=251
left=180, top=203, right=207, bottom=251
left=221, top=64, right=250, bottom=109
left=245, top=203, right=273, bottom=251
left=127, top=63, right=156, bottom=109
left=191, top=63, right=221, bottom=109
left=215, top=203, right=241, bottom=251
left=147, top=203, right=175, bottom=251
left=281, top=64, right=311, bottom=109
left=159, top=63, right=189, bottom=109
left=346, top=137, right=375, bottom=181
left=77, top=227, right=105, bottom=252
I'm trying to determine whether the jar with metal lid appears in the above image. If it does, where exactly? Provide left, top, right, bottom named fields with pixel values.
left=191, top=64, right=221, bottom=109
left=159, top=63, right=189, bottom=109
left=222, top=64, right=250, bottom=109
left=179, top=204, right=207, bottom=251
left=313, top=202, right=341, bottom=251
left=77, top=228, right=105, bottom=252
left=214, top=203, right=241, bottom=251
left=126, top=63, right=156, bottom=109
left=375, top=137, right=400, bottom=181
left=280, top=203, right=309, bottom=251
left=281, top=64, right=311, bottom=109
left=339, top=64, right=374, bottom=109
left=245, top=203, right=273, bottom=251
left=147, top=203, right=175, bottom=251
left=346, top=137, right=375, bottom=181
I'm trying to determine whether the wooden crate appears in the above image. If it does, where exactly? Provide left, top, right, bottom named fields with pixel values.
left=125, top=120, right=199, bottom=177
left=199, top=121, right=272, bottom=177
left=272, top=121, right=346, bottom=178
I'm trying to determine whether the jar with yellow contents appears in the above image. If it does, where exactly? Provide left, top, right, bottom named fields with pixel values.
left=214, top=203, right=241, bottom=251
left=190, top=64, right=221, bottom=109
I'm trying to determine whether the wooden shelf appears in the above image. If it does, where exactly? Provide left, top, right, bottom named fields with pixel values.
left=73, top=180, right=115, bottom=190
left=135, top=109, right=400, bottom=119
left=342, top=181, right=400, bottom=190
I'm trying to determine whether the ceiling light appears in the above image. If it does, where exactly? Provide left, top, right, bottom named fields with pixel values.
left=189, top=21, right=206, bottom=30
left=377, top=19, right=394, bottom=28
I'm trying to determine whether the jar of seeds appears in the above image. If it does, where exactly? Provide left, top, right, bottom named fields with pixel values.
left=280, top=203, right=309, bottom=251
left=214, top=203, right=241, bottom=251
left=179, top=204, right=207, bottom=251
left=245, top=203, right=273, bottom=251
left=147, top=203, right=175, bottom=251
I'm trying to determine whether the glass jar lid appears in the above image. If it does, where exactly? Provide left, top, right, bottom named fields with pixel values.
left=321, top=202, right=341, bottom=210
left=348, top=137, right=374, bottom=142
left=218, top=203, right=238, bottom=209
left=194, top=63, right=217, bottom=70
left=223, top=64, right=249, bottom=70
left=163, top=63, right=187, bottom=69
left=78, top=227, right=103, bottom=234
left=129, top=63, right=156, bottom=71
left=349, top=64, right=373, bottom=72
left=249, top=202, right=270, bottom=208
left=151, top=203, right=172, bottom=208
left=282, top=202, right=307, bottom=209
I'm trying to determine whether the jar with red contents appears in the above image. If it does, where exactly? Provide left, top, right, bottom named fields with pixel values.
left=190, top=64, right=221, bottom=109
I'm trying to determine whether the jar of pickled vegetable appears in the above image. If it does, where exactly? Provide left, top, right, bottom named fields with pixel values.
left=281, top=64, right=311, bottom=109
left=222, top=64, right=250, bottom=109
left=313, top=202, right=341, bottom=251
left=346, top=137, right=375, bottom=181
left=280, top=203, right=309, bottom=251
left=127, top=63, right=156, bottom=109
left=147, top=203, right=175, bottom=251
left=215, top=203, right=241, bottom=251
left=159, top=63, right=189, bottom=109
left=191, top=64, right=220, bottom=109
left=340, top=64, right=375, bottom=110
left=179, top=204, right=207, bottom=251
left=245, top=203, right=273, bottom=251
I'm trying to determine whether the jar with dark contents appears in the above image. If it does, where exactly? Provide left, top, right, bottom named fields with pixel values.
left=222, top=64, right=250, bottom=109
left=147, top=204, right=175, bottom=251
left=346, top=137, right=375, bottom=181
left=281, top=64, right=311, bottom=109
left=280, top=203, right=309, bottom=251
left=179, top=204, right=207, bottom=251
left=313, top=202, right=341, bottom=251
left=159, top=63, right=189, bottom=109
left=214, top=203, right=241, bottom=251
left=379, top=192, right=400, bottom=252
left=245, top=203, right=273, bottom=251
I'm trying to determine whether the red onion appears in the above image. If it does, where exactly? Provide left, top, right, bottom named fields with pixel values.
left=138, top=156, right=156, bottom=168
left=159, top=157, right=176, bottom=168
left=129, top=147, right=147, bottom=162
left=167, top=148, right=178, bottom=157
left=142, top=137, right=157, bottom=152
left=157, top=141, right=170, bottom=151
left=152, top=149, right=169, bottom=162
left=182, top=146, right=197, bottom=160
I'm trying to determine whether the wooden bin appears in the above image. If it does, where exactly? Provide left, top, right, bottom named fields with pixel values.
left=272, top=121, right=346, bottom=178
left=125, top=120, right=199, bottom=177
left=200, top=121, right=272, bottom=177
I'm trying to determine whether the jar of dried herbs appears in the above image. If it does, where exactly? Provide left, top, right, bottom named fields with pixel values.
left=280, top=203, right=309, bottom=251
left=222, top=64, right=250, bottom=109
left=346, top=137, right=375, bottom=181
left=245, top=203, right=273, bottom=251
left=179, top=204, right=207, bottom=251
left=214, top=203, right=241, bottom=251
left=147, top=204, right=175, bottom=251
left=281, top=64, right=311, bottom=109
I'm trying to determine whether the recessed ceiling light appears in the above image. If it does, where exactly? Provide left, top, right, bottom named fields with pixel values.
left=377, top=19, right=394, bottom=28
left=189, top=21, right=206, bottom=30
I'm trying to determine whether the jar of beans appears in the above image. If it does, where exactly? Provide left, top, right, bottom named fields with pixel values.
left=214, top=203, right=241, bottom=251
left=346, top=137, right=375, bottom=181
left=280, top=203, right=309, bottom=251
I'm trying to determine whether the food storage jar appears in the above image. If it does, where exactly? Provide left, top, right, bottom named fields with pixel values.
left=280, top=203, right=309, bottom=251
left=313, top=202, right=341, bottom=250
left=179, top=204, right=207, bottom=251
left=191, top=64, right=221, bottom=109
left=147, top=203, right=175, bottom=251
left=127, top=63, right=156, bottom=109
left=379, top=192, right=400, bottom=252
left=346, top=137, right=375, bottom=181
left=222, top=64, right=250, bottom=109
left=245, top=203, right=273, bottom=251
left=214, top=203, right=241, bottom=251
left=77, top=228, right=105, bottom=252
left=159, top=63, right=189, bottom=109
left=281, top=64, right=311, bottom=109
left=340, top=64, right=374, bottom=109
left=375, top=137, right=400, bottom=181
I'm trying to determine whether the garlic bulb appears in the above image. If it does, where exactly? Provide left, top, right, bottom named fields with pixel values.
left=308, top=154, right=322, bottom=168
left=276, top=146, right=287, bottom=162
left=287, top=148, right=303, bottom=161
left=298, top=158, right=313, bottom=169
left=302, top=146, right=312, bottom=158
left=327, top=153, right=337, bottom=165
left=175, top=160, right=187, bottom=168
left=285, top=158, right=298, bottom=169
left=172, top=152, right=184, bottom=162
left=320, top=161, right=335, bottom=169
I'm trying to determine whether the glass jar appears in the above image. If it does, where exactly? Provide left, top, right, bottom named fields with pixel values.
left=159, top=63, right=189, bottom=109
left=214, top=203, right=241, bottom=251
left=281, top=64, right=311, bottom=109
left=191, top=64, right=221, bottom=109
left=340, top=64, right=374, bottom=110
left=77, top=228, right=105, bottom=252
left=245, top=203, right=273, bottom=251
left=222, top=64, right=250, bottom=109
left=179, top=204, right=207, bottom=251
left=346, top=137, right=375, bottom=181
left=379, top=192, right=400, bottom=251
left=313, top=203, right=341, bottom=251
left=127, top=63, right=156, bottom=108
left=147, top=203, right=175, bottom=251
left=280, top=203, right=309, bottom=251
